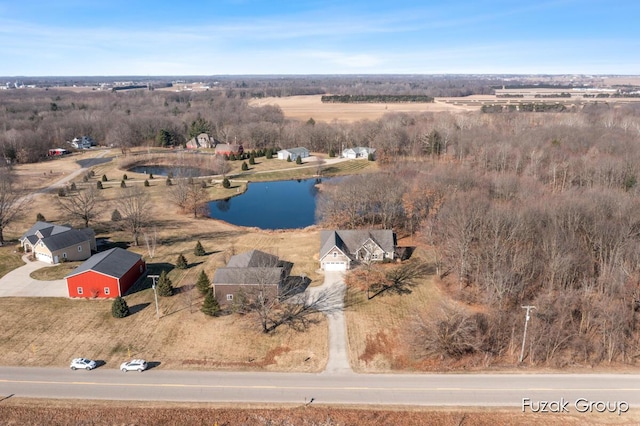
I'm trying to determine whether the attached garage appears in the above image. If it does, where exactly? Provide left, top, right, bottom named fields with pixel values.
left=65, top=248, right=146, bottom=299
left=322, top=261, right=348, bottom=271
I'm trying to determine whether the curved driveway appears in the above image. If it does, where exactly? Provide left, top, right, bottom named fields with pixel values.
left=0, top=255, right=67, bottom=297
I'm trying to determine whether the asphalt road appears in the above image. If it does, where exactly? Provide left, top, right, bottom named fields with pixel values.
left=1, top=367, right=639, bottom=410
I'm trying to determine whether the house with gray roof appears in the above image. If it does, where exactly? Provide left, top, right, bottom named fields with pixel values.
left=319, top=229, right=396, bottom=271
left=342, top=147, right=376, bottom=159
left=65, top=248, right=146, bottom=298
left=212, top=249, right=293, bottom=304
left=277, top=147, right=310, bottom=161
left=19, top=221, right=96, bottom=264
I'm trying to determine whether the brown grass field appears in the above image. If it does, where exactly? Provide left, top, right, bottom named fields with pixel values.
left=2, top=398, right=637, bottom=426
left=250, top=95, right=478, bottom=122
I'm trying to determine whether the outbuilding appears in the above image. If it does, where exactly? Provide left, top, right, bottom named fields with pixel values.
left=65, top=248, right=146, bottom=298
left=277, top=147, right=310, bottom=161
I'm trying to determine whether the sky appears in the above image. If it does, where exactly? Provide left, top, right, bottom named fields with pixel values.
left=0, top=0, right=638, bottom=76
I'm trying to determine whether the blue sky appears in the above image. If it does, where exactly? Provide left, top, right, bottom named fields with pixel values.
left=0, top=0, right=638, bottom=76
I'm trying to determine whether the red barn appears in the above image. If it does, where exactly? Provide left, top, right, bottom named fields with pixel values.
left=65, top=248, right=146, bottom=298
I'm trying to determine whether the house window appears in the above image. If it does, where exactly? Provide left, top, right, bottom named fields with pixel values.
left=78, top=245, right=82, bottom=252
left=333, top=252, right=337, bottom=258
left=77, top=287, right=83, bottom=295
left=372, top=254, right=378, bottom=260
left=226, top=294, right=234, bottom=301
left=139, top=265, right=143, bottom=273
left=62, top=252, right=67, bottom=259
left=104, top=287, right=110, bottom=295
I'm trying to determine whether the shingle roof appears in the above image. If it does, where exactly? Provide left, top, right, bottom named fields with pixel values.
left=20, top=221, right=70, bottom=241
left=213, top=267, right=283, bottom=286
left=227, top=249, right=280, bottom=268
left=279, top=147, right=309, bottom=156
left=65, top=248, right=143, bottom=279
left=319, top=230, right=396, bottom=259
left=43, top=229, right=92, bottom=252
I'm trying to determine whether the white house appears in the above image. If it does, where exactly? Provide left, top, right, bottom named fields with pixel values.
left=342, top=147, right=376, bottom=159
left=70, top=136, right=95, bottom=149
left=277, top=147, right=310, bottom=161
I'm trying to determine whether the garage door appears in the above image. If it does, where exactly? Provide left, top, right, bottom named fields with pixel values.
left=36, top=252, right=52, bottom=263
left=323, top=262, right=347, bottom=271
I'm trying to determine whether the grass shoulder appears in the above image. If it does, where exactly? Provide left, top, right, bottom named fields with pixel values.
left=0, top=245, right=24, bottom=279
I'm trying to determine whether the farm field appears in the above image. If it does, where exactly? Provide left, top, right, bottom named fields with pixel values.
left=250, top=95, right=478, bottom=122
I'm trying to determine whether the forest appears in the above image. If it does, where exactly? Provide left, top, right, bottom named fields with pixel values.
left=2, top=76, right=640, bottom=366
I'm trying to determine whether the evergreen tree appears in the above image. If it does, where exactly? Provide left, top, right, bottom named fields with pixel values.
left=265, top=148, right=273, bottom=159
left=149, top=173, right=154, bottom=179
left=196, top=270, right=210, bottom=295
left=144, top=179, right=150, bottom=187
left=249, top=154, right=256, bottom=165
left=229, top=153, right=237, bottom=161
left=241, top=161, right=248, bottom=171
left=176, top=253, right=188, bottom=269
left=194, top=240, right=206, bottom=256
left=101, top=174, right=108, bottom=182
left=111, top=209, right=122, bottom=221
left=222, top=178, right=231, bottom=189
left=156, top=270, right=174, bottom=297
left=295, top=156, right=302, bottom=165
left=58, top=187, right=66, bottom=197
left=201, top=289, right=220, bottom=317
left=96, top=181, right=103, bottom=190
left=329, top=148, right=336, bottom=158
left=36, top=213, right=46, bottom=222
left=166, top=177, right=172, bottom=186
left=287, top=155, right=292, bottom=162
left=69, top=182, right=77, bottom=191
left=111, top=296, right=129, bottom=318
left=120, top=180, right=126, bottom=188
left=122, top=174, right=128, bottom=180
left=368, top=153, right=375, bottom=161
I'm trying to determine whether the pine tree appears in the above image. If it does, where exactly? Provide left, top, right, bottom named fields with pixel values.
left=120, top=180, right=126, bottom=188
left=196, top=270, right=210, bottom=295
left=111, top=296, right=130, bottom=318
left=166, top=177, right=172, bottom=186
left=287, top=155, right=292, bottom=162
left=176, top=254, right=188, bottom=269
left=149, top=173, right=154, bottom=179
left=241, top=161, right=248, bottom=171
left=36, top=213, right=46, bottom=222
left=222, top=178, right=230, bottom=188
left=249, top=154, right=256, bottom=165
left=144, top=179, right=150, bottom=187
left=122, top=174, right=128, bottom=180
left=201, top=289, right=220, bottom=317
left=101, top=174, right=108, bottom=182
left=96, top=181, right=103, bottom=190
left=156, top=270, right=174, bottom=297
left=111, top=209, right=122, bottom=221
left=194, top=240, right=206, bottom=256
left=295, top=156, right=302, bottom=164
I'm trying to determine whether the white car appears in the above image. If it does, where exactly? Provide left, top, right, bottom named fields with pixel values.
left=120, top=359, right=148, bottom=372
left=70, top=358, right=97, bottom=370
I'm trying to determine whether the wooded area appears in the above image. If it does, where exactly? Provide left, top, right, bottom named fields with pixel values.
left=2, top=76, right=640, bottom=366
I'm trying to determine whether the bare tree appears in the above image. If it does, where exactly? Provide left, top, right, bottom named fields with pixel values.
left=117, top=186, right=151, bottom=246
left=143, top=226, right=158, bottom=258
left=56, top=184, right=100, bottom=227
left=0, top=168, right=27, bottom=245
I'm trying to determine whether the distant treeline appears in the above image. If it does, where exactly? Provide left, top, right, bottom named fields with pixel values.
left=321, top=95, right=434, bottom=103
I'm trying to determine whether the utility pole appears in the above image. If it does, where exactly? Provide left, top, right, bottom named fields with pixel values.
left=149, top=275, right=160, bottom=318
left=519, top=305, right=536, bottom=363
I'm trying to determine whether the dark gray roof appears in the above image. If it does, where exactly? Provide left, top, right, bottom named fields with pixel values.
left=213, top=267, right=283, bottom=286
left=44, top=229, right=91, bottom=252
left=227, top=250, right=280, bottom=268
left=65, top=248, right=143, bottom=279
left=20, top=221, right=70, bottom=241
left=320, top=230, right=396, bottom=259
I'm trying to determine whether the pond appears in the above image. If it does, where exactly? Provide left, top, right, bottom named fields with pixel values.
left=128, top=165, right=213, bottom=177
left=208, top=178, right=331, bottom=229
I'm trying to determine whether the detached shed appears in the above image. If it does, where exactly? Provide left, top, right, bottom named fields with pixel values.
left=65, top=248, right=146, bottom=298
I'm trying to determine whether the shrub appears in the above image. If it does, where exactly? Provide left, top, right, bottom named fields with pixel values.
left=229, top=153, right=237, bottom=161
left=101, top=174, right=107, bottom=182
left=69, top=182, right=77, bottom=191
left=36, top=213, right=46, bottom=222
left=194, top=240, right=206, bottom=256
left=196, top=270, right=210, bottom=295
left=156, top=270, right=174, bottom=297
left=122, top=174, right=128, bottom=180
left=57, top=187, right=66, bottom=197
left=201, top=289, right=220, bottom=317
left=149, top=173, right=154, bottom=179
left=144, top=179, right=149, bottom=187
left=120, top=180, right=126, bottom=188
left=96, top=181, right=103, bottom=189
left=222, top=178, right=230, bottom=189
left=111, top=296, right=130, bottom=318
left=175, top=253, right=188, bottom=269
left=241, top=161, right=248, bottom=171
left=111, top=209, right=122, bottom=221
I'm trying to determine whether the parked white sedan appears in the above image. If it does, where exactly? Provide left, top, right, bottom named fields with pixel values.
left=70, top=358, right=97, bottom=370
left=120, top=359, right=148, bottom=372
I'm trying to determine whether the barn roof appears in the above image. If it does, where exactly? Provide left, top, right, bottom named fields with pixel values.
left=65, top=248, right=143, bottom=279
